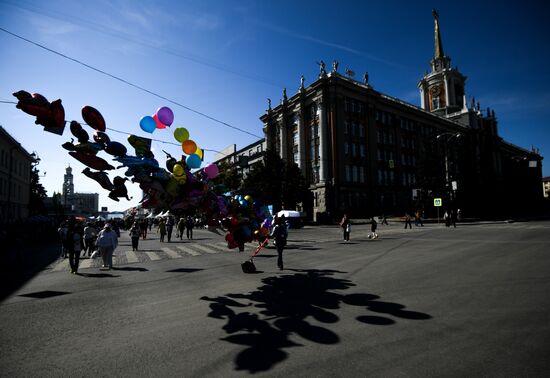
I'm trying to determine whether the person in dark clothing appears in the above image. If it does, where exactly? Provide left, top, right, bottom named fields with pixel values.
left=404, top=213, right=413, bottom=229
left=369, top=217, right=378, bottom=239
left=166, top=217, right=174, bottom=242
left=64, top=225, right=80, bottom=274
left=129, top=223, right=140, bottom=251
left=340, top=214, right=351, bottom=241
left=185, top=216, right=195, bottom=240
left=271, top=216, right=288, bottom=270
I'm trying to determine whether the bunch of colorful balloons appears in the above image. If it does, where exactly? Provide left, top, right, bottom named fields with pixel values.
left=139, top=106, right=174, bottom=133
left=12, top=89, right=272, bottom=252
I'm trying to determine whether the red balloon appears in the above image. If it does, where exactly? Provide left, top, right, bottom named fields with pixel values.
left=153, top=114, right=166, bottom=129
left=82, top=106, right=106, bottom=132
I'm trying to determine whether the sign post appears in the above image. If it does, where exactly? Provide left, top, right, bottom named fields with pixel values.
left=434, top=198, right=442, bottom=224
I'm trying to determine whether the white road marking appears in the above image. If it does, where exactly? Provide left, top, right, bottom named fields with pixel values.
left=175, top=245, right=201, bottom=256
left=161, top=247, right=181, bottom=259
left=145, top=251, right=162, bottom=261
left=125, top=251, right=139, bottom=263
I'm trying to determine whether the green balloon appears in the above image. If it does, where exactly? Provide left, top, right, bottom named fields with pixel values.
left=174, top=127, right=189, bottom=143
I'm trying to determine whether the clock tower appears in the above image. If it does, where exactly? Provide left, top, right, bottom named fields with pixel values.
left=418, top=10, right=467, bottom=116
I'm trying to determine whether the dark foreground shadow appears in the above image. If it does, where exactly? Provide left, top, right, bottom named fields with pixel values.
left=166, top=268, right=204, bottom=273
left=201, top=269, right=431, bottom=373
left=111, top=267, right=149, bottom=272
left=0, top=243, right=60, bottom=302
left=77, top=273, right=120, bottom=278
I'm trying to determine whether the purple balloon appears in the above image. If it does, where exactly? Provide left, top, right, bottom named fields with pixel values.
left=156, top=107, right=174, bottom=126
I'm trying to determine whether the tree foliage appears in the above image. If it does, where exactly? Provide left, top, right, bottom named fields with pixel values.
left=214, top=160, right=242, bottom=193
left=29, top=166, right=47, bottom=215
left=242, top=149, right=309, bottom=211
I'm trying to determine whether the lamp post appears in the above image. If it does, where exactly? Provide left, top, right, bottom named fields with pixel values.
left=436, top=132, right=462, bottom=205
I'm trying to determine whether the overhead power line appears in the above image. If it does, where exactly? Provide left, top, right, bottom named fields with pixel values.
left=0, top=26, right=264, bottom=140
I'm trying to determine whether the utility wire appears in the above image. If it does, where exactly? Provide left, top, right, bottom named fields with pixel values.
left=0, top=100, right=232, bottom=158
left=0, top=26, right=264, bottom=140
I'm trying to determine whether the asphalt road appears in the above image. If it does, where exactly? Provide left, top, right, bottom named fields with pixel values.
left=1, top=221, right=549, bottom=377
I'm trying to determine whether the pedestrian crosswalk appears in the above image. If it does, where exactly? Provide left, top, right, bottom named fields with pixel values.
left=48, top=242, right=256, bottom=272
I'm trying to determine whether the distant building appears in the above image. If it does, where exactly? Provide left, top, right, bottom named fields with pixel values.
left=60, top=166, right=99, bottom=215
left=543, top=177, right=550, bottom=198
left=257, top=11, right=543, bottom=221
left=0, top=126, right=34, bottom=222
left=216, top=140, right=266, bottom=178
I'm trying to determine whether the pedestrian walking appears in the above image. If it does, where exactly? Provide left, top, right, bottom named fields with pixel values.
left=64, top=225, right=80, bottom=274
left=381, top=214, right=389, bottom=225
left=340, top=214, right=351, bottom=241
left=96, top=223, right=118, bottom=270
left=58, top=222, right=69, bottom=258
left=185, top=216, right=194, bottom=240
left=129, top=223, right=140, bottom=251
left=270, top=216, right=288, bottom=270
left=83, top=223, right=98, bottom=256
left=450, top=210, right=457, bottom=228
left=444, top=211, right=451, bottom=227
left=415, top=210, right=424, bottom=227
left=140, top=219, right=148, bottom=239
left=158, top=219, right=166, bottom=242
left=166, top=216, right=174, bottom=242
left=177, top=217, right=185, bottom=240
left=369, top=217, right=378, bottom=239
left=404, top=212, right=413, bottom=229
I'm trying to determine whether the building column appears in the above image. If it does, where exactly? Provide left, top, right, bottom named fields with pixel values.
left=317, top=100, right=328, bottom=182
left=443, top=74, right=449, bottom=108
left=298, top=110, right=306, bottom=172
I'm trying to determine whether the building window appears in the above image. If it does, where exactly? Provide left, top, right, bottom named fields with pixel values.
left=432, top=97, right=440, bottom=110
left=344, top=142, right=349, bottom=156
left=359, top=166, right=365, bottom=183
left=345, top=165, right=350, bottom=182
left=352, top=166, right=358, bottom=182
left=360, top=144, right=366, bottom=157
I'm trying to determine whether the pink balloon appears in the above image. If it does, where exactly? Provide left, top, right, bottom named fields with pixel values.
left=153, top=114, right=166, bottom=129
left=204, top=163, right=219, bottom=179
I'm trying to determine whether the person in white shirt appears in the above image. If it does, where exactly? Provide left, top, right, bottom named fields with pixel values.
left=96, top=223, right=118, bottom=270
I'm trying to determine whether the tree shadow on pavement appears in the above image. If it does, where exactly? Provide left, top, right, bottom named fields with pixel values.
left=201, top=269, right=431, bottom=373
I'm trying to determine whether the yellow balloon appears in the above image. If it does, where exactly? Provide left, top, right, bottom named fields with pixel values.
left=173, top=163, right=184, bottom=177
left=195, top=146, right=203, bottom=160
left=244, top=195, right=253, bottom=203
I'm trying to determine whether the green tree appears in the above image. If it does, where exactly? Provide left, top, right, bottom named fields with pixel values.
left=213, top=160, right=242, bottom=193
left=29, top=166, right=47, bottom=215
left=242, top=149, right=309, bottom=211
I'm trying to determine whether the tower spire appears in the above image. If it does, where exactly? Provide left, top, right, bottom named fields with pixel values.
left=433, top=9, right=444, bottom=59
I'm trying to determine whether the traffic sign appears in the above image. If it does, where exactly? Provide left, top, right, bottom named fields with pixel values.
left=434, top=198, right=442, bottom=207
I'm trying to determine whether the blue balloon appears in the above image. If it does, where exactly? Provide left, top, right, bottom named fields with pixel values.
left=139, top=116, right=156, bottom=133
left=186, top=153, right=201, bottom=169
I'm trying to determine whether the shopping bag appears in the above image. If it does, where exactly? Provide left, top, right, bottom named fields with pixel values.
left=241, top=259, right=256, bottom=273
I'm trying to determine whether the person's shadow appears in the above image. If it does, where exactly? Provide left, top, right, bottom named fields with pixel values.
left=201, top=269, right=431, bottom=373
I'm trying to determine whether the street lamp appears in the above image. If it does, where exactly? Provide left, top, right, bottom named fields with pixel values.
left=436, top=132, right=462, bottom=203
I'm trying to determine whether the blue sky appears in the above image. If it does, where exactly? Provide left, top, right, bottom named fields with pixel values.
left=1, top=0, right=549, bottom=212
